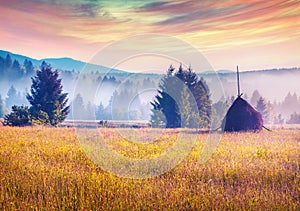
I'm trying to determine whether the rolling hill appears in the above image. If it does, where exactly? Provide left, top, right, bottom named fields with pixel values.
left=0, top=50, right=127, bottom=74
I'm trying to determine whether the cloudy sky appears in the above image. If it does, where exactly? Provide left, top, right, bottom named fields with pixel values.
left=0, top=0, right=299, bottom=72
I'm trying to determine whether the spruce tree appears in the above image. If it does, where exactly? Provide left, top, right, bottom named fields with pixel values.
left=3, top=105, right=31, bottom=126
left=182, top=66, right=212, bottom=127
left=71, top=93, right=86, bottom=120
left=150, top=107, right=166, bottom=128
left=256, top=96, right=268, bottom=121
left=5, top=54, right=12, bottom=69
left=151, top=65, right=211, bottom=128
left=151, top=66, right=181, bottom=128
left=12, top=59, right=23, bottom=79
left=179, top=85, right=198, bottom=128
left=5, top=85, right=18, bottom=108
left=96, top=103, right=105, bottom=120
left=26, top=64, right=69, bottom=126
left=24, top=59, right=35, bottom=76
left=86, top=101, right=95, bottom=120
left=250, top=90, right=261, bottom=106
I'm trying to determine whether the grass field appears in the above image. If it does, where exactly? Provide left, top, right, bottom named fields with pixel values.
left=0, top=127, right=299, bottom=210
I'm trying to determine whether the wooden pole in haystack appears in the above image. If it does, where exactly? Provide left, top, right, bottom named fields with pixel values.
left=237, top=65, right=241, bottom=97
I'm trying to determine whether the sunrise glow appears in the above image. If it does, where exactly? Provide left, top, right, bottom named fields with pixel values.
left=0, top=0, right=299, bottom=71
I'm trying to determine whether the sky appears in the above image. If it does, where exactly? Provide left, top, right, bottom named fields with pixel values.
left=0, top=0, right=299, bottom=72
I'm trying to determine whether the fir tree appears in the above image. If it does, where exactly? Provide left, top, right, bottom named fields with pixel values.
left=26, top=64, right=69, bottom=126
left=179, top=85, right=199, bottom=128
left=256, top=96, right=268, bottom=121
left=24, top=59, right=35, bottom=76
left=177, top=66, right=211, bottom=127
left=282, top=92, right=298, bottom=112
left=71, top=93, right=86, bottom=120
left=86, top=101, right=95, bottom=120
left=12, top=59, right=20, bottom=71
left=250, top=90, right=261, bottom=106
left=151, top=65, right=211, bottom=128
left=151, top=65, right=181, bottom=128
left=193, top=77, right=212, bottom=127
left=11, top=59, right=23, bottom=78
left=95, top=103, right=105, bottom=120
left=5, top=54, right=12, bottom=69
left=3, top=105, right=31, bottom=126
left=212, top=98, right=228, bottom=128
left=150, top=107, right=166, bottom=128
left=5, top=85, right=18, bottom=108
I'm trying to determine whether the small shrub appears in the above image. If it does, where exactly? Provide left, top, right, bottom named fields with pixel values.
left=3, top=105, right=32, bottom=126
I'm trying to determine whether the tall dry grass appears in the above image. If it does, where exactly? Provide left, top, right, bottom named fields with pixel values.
left=0, top=127, right=299, bottom=210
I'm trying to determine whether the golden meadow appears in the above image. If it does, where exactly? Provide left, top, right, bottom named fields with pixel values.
left=0, top=127, right=299, bottom=210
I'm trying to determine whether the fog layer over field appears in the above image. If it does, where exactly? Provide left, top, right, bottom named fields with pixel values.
left=1, top=64, right=300, bottom=122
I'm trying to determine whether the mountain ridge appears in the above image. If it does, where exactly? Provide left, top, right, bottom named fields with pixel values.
left=0, top=50, right=127, bottom=74
left=1, top=49, right=299, bottom=75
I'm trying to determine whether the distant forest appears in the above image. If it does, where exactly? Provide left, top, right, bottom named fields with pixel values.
left=0, top=53, right=300, bottom=125
left=0, top=54, right=35, bottom=79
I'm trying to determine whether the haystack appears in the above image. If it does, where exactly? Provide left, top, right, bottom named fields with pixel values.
left=222, top=96, right=263, bottom=132
left=222, top=66, right=263, bottom=132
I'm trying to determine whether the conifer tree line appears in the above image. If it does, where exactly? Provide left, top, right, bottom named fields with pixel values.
left=70, top=88, right=152, bottom=121
left=247, top=90, right=300, bottom=124
left=1, top=53, right=300, bottom=126
left=0, top=54, right=35, bottom=79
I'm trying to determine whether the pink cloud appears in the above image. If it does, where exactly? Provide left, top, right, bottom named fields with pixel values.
left=0, top=0, right=299, bottom=70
